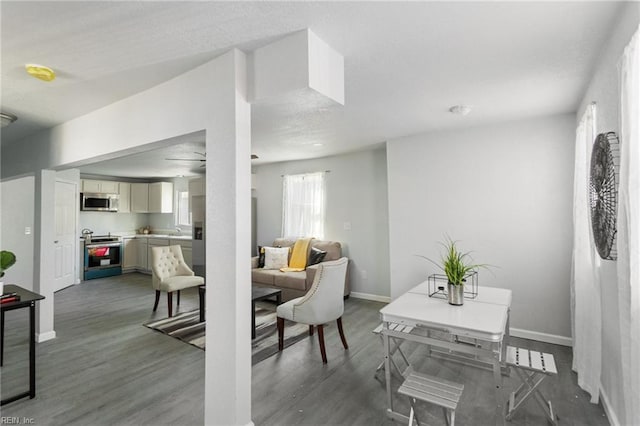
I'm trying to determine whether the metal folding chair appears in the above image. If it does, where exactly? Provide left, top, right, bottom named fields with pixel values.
left=505, top=346, right=558, bottom=425
left=373, top=322, right=412, bottom=381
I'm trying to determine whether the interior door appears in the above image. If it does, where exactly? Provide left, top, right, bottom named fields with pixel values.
left=54, top=180, right=77, bottom=292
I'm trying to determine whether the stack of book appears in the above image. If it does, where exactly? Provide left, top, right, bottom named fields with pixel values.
left=0, top=292, right=20, bottom=304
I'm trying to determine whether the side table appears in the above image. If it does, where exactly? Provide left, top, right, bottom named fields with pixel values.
left=1, top=284, right=45, bottom=406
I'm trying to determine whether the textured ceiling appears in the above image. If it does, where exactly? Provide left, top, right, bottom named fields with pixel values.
left=0, top=1, right=623, bottom=177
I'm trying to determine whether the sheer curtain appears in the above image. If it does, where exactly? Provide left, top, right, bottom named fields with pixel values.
left=571, top=103, right=601, bottom=403
left=617, top=26, right=639, bottom=425
left=282, top=172, right=325, bottom=239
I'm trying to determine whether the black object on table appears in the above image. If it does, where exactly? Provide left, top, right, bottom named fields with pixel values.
left=197, top=284, right=282, bottom=339
left=1, top=284, right=45, bottom=406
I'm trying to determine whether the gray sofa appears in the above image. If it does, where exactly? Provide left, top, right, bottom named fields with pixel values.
left=251, top=238, right=350, bottom=302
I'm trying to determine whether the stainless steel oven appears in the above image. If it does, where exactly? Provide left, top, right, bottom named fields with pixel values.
left=84, top=237, right=122, bottom=280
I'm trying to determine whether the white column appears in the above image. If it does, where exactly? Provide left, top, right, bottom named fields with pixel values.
left=34, top=169, right=56, bottom=342
left=204, top=49, right=253, bottom=425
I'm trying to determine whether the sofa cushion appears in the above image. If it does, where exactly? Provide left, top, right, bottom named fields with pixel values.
left=252, top=268, right=281, bottom=285
left=311, top=240, right=342, bottom=261
left=263, top=247, right=289, bottom=269
left=308, top=247, right=327, bottom=265
left=274, top=271, right=308, bottom=291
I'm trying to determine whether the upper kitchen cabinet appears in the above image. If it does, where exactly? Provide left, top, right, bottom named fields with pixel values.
left=81, top=179, right=119, bottom=194
left=118, top=182, right=131, bottom=213
left=131, top=182, right=173, bottom=213
left=149, top=182, right=173, bottom=213
left=131, top=183, right=149, bottom=213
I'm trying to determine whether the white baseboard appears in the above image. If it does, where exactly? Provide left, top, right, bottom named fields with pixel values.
left=510, top=327, right=572, bottom=347
left=600, top=386, right=620, bottom=426
left=36, top=330, right=56, bottom=343
left=350, top=291, right=391, bottom=303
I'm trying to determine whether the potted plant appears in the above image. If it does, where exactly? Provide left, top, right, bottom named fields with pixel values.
left=0, top=250, right=16, bottom=295
left=419, top=237, right=486, bottom=305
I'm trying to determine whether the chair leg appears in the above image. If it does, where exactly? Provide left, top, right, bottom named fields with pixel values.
left=153, top=290, right=160, bottom=312
left=317, top=324, right=328, bottom=363
left=177, top=290, right=181, bottom=306
left=337, top=317, right=349, bottom=349
left=309, top=325, right=314, bottom=336
left=167, top=292, right=173, bottom=318
left=277, top=317, right=285, bottom=351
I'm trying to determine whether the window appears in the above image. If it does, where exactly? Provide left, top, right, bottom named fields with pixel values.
left=282, top=172, right=325, bottom=239
left=176, top=191, right=191, bottom=227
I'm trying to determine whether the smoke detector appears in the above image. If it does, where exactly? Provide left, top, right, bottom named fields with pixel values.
left=449, top=105, right=472, bottom=116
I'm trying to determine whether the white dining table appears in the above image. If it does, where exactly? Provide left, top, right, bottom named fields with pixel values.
left=379, top=282, right=512, bottom=425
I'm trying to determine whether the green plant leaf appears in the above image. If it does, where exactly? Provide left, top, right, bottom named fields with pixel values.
left=0, top=250, right=17, bottom=277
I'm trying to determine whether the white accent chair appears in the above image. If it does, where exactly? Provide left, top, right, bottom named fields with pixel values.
left=151, top=245, right=204, bottom=317
left=276, top=257, right=349, bottom=363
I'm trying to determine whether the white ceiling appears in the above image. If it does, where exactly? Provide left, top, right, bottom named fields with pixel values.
left=0, top=1, right=623, bottom=178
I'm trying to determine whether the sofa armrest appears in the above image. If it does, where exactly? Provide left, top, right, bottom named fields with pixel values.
left=251, top=256, right=259, bottom=269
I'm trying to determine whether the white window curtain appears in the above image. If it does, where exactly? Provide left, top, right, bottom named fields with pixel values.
left=570, top=103, right=601, bottom=403
left=617, top=26, right=640, bottom=426
left=282, top=172, right=325, bottom=239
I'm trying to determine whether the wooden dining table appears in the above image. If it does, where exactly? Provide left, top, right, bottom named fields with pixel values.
left=379, top=282, right=512, bottom=425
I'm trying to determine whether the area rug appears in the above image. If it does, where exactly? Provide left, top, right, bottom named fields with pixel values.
left=144, top=307, right=310, bottom=365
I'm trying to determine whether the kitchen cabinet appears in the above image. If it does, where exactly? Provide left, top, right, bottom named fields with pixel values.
left=131, top=182, right=173, bottom=213
left=122, top=237, right=138, bottom=270
left=136, top=238, right=148, bottom=271
left=118, top=182, right=131, bottom=213
left=131, top=183, right=149, bottom=213
left=149, top=182, right=173, bottom=213
left=188, top=177, right=205, bottom=213
left=82, top=179, right=119, bottom=194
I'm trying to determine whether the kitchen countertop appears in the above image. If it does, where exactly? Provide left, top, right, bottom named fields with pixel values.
left=117, top=233, right=193, bottom=240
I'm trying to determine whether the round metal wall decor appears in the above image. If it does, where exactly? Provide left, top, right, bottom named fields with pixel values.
left=589, top=132, right=619, bottom=260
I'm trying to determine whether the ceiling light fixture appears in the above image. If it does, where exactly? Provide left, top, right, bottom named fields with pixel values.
left=25, top=63, right=56, bottom=82
left=0, top=112, right=18, bottom=128
left=449, top=105, right=472, bottom=116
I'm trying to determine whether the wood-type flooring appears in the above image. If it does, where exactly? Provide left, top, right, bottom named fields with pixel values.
left=0, top=273, right=609, bottom=425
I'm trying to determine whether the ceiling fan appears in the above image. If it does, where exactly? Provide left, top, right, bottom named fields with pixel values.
left=165, top=152, right=259, bottom=164
left=166, top=151, right=206, bottom=167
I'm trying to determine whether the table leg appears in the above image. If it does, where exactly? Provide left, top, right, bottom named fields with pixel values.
left=252, top=301, right=256, bottom=339
left=493, top=353, right=506, bottom=426
left=29, top=302, right=36, bottom=399
left=199, top=287, right=205, bottom=323
left=1, top=309, right=4, bottom=367
left=383, top=323, right=393, bottom=416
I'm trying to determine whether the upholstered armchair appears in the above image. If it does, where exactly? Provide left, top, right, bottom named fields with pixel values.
left=276, top=257, right=349, bottom=363
left=151, top=245, right=204, bottom=317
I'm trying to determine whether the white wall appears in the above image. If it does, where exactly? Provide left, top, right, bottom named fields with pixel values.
left=575, top=4, right=640, bottom=425
left=79, top=212, right=146, bottom=236
left=0, top=175, right=35, bottom=290
left=253, top=147, right=390, bottom=299
left=387, top=114, right=575, bottom=342
left=1, top=50, right=253, bottom=425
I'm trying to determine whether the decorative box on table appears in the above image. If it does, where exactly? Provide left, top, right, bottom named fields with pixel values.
left=427, top=271, right=478, bottom=300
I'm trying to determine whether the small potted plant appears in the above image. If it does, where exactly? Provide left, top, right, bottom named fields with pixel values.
left=419, top=237, right=486, bottom=305
left=0, top=250, right=16, bottom=295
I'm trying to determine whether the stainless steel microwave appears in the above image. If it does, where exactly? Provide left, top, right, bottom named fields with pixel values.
left=80, top=193, right=119, bottom=212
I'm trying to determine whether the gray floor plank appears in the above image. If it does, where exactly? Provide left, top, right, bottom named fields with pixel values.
left=1, top=273, right=609, bottom=425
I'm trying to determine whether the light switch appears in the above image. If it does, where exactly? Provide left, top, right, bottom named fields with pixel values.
left=25, top=227, right=31, bottom=235
left=343, top=222, right=351, bottom=230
